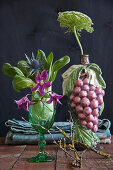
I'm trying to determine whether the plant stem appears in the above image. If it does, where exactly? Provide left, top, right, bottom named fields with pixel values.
left=73, top=26, right=83, bottom=55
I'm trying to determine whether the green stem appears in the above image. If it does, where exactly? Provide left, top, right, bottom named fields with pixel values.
left=73, top=26, right=83, bottom=55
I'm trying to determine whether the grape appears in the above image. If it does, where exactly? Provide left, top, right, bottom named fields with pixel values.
left=83, top=78, right=89, bottom=84
left=69, top=78, right=105, bottom=133
left=74, top=87, right=81, bottom=94
left=80, top=120, right=87, bottom=126
left=74, top=96, right=81, bottom=104
left=70, top=102, right=76, bottom=109
left=79, top=91, right=87, bottom=98
left=97, top=95, right=103, bottom=105
left=86, top=114, right=94, bottom=122
left=81, top=97, right=90, bottom=107
left=70, top=94, right=74, bottom=101
left=88, top=91, right=96, bottom=99
left=83, top=107, right=92, bottom=115
left=96, top=87, right=102, bottom=94
left=92, top=108, right=99, bottom=116
left=82, top=85, right=89, bottom=91
left=76, top=105, right=83, bottom=113
left=75, top=79, right=83, bottom=87
left=89, top=85, right=96, bottom=91
left=78, top=113, right=86, bottom=119
left=93, top=116, right=98, bottom=125
left=92, top=125, right=98, bottom=133
left=87, top=122, right=93, bottom=129
left=90, top=99, right=98, bottom=109
left=102, top=90, right=105, bottom=96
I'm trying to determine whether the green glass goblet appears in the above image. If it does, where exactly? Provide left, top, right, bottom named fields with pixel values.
left=28, top=100, right=55, bottom=162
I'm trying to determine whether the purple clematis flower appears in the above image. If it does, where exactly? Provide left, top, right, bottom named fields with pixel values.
left=14, top=96, right=35, bottom=112
left=46, top=93, right=63, bottom=106
left=32, top=70, right=52, bottom=97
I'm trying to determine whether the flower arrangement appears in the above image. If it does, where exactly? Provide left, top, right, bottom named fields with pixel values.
left=3, top=49, right=70, bottom=112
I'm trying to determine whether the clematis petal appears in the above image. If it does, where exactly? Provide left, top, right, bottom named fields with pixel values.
left=35, top=73, right=41, bottom=83
left=43, top=81, right=52, bottom=89
left=55, top=94, right=63, bottom=99
left=18, top=104, right=23, bottom=109
left=54, top=99, right=58, bottom=106
left=14, top=99, right=23, bottom=105
left=41, top=70, right=48, bottom=81
left=56, top=99, right=62, bottom=105
left=28, top=100, right=35, bottom=105
left=46, top=98, right=53, bottom=104
left=23, top=102, right=29, bottom=112
left=39, top=86, right=45, bottom=97
left=32, top=84, right=39, bottom=91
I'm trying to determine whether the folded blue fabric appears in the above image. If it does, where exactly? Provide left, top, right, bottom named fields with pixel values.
left=96, top=119, right=111, bottom=139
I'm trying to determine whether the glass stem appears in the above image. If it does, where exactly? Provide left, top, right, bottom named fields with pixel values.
left=73, top=26, right=83, bottom=55
left=38, top=133, right=46, bottom=155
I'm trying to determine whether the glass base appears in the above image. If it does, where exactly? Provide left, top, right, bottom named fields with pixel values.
left=28, top=153, right=55, bottom=162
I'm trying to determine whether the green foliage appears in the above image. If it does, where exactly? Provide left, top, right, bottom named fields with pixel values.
left=74, top=120, right=100, bottom=147
left=88, top=63, right=106, bottom=89
left=65, top=65, right=85, bottom=95
left=99, top=102, right=104, bottom=116
left=17, top=60, right=30, bottom=77
left=3, top=49, right=70, bottom=92
left=12, top=75, right=34, bottom=92
left=36, top=49, right=48, bottom=69
left=57, top=11, right=94, bottom=36
left=3, top=63, right=24, bottom=78
left=51, top=56, right=70, bottom=82
left=46, top=52, right=54, bottom=80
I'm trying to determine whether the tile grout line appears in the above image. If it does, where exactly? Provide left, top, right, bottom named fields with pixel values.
left=9, top=145, right=27, bottom=170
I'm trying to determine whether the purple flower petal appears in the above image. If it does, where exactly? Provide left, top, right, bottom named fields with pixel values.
left=32, top=84, right=39, bottom=91
left=46, top=93, right=63, bottom=106
left=56, top=99, right=62, bottom=105
left=43, top=81, right=52, bottom=89
left=14, top=96, right=35, bottom=112
left=46, top=98, right=53, bottom=104
left=55, top=94, right=63, bottom=99
left=39, top=86, right=45, bottom=97
left=41, top=70, right=48, bottom=81
left=23, top=102, right=29, bottom=112
left=35, top=73, right=41, bottom=83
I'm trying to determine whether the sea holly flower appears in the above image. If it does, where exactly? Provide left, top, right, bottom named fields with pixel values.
left=46, top=93, right=63, bottom=106
left=25, top=52, right=43, bottom=75
left=14, top=96, right=35, bottom=112
left=32, top=70, right=52, bottom=97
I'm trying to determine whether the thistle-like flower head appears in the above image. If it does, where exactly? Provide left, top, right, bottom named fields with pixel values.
left=25, top=52, right=43, bottom=75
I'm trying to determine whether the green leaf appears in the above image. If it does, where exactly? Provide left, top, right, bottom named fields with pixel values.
left=51, top=56, right=70, bottom=82
left=17, top=60, right=30, bottom=76
left=88, top=63, right=106, bottom=89
left=74, top=121, right=99, bottom=147
left=99, top=102, right=104, bottom=116
left=36, top=49, right=49, bottom=69
left=44, top=93, right=50, bottom=98
left=3, top=63, right=24, bottom=78
left=88, top=63, right=101, bottom=74
left=65, top=66, right=85, bottom=95
left=46, top=52, right=54, bottom=80
left=12, top=75, right=34, bottom=92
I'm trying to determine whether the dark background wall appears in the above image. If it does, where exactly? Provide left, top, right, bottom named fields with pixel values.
left=0, top=0, right=113, bottom=137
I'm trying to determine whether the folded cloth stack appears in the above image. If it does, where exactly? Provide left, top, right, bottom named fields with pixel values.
left=96, top=119, right=111, bottom=144
left=5, top=119, right=111, bottom=145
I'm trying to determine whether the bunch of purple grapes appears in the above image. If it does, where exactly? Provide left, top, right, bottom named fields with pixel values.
left=69, top=78, right=105, bottom=132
